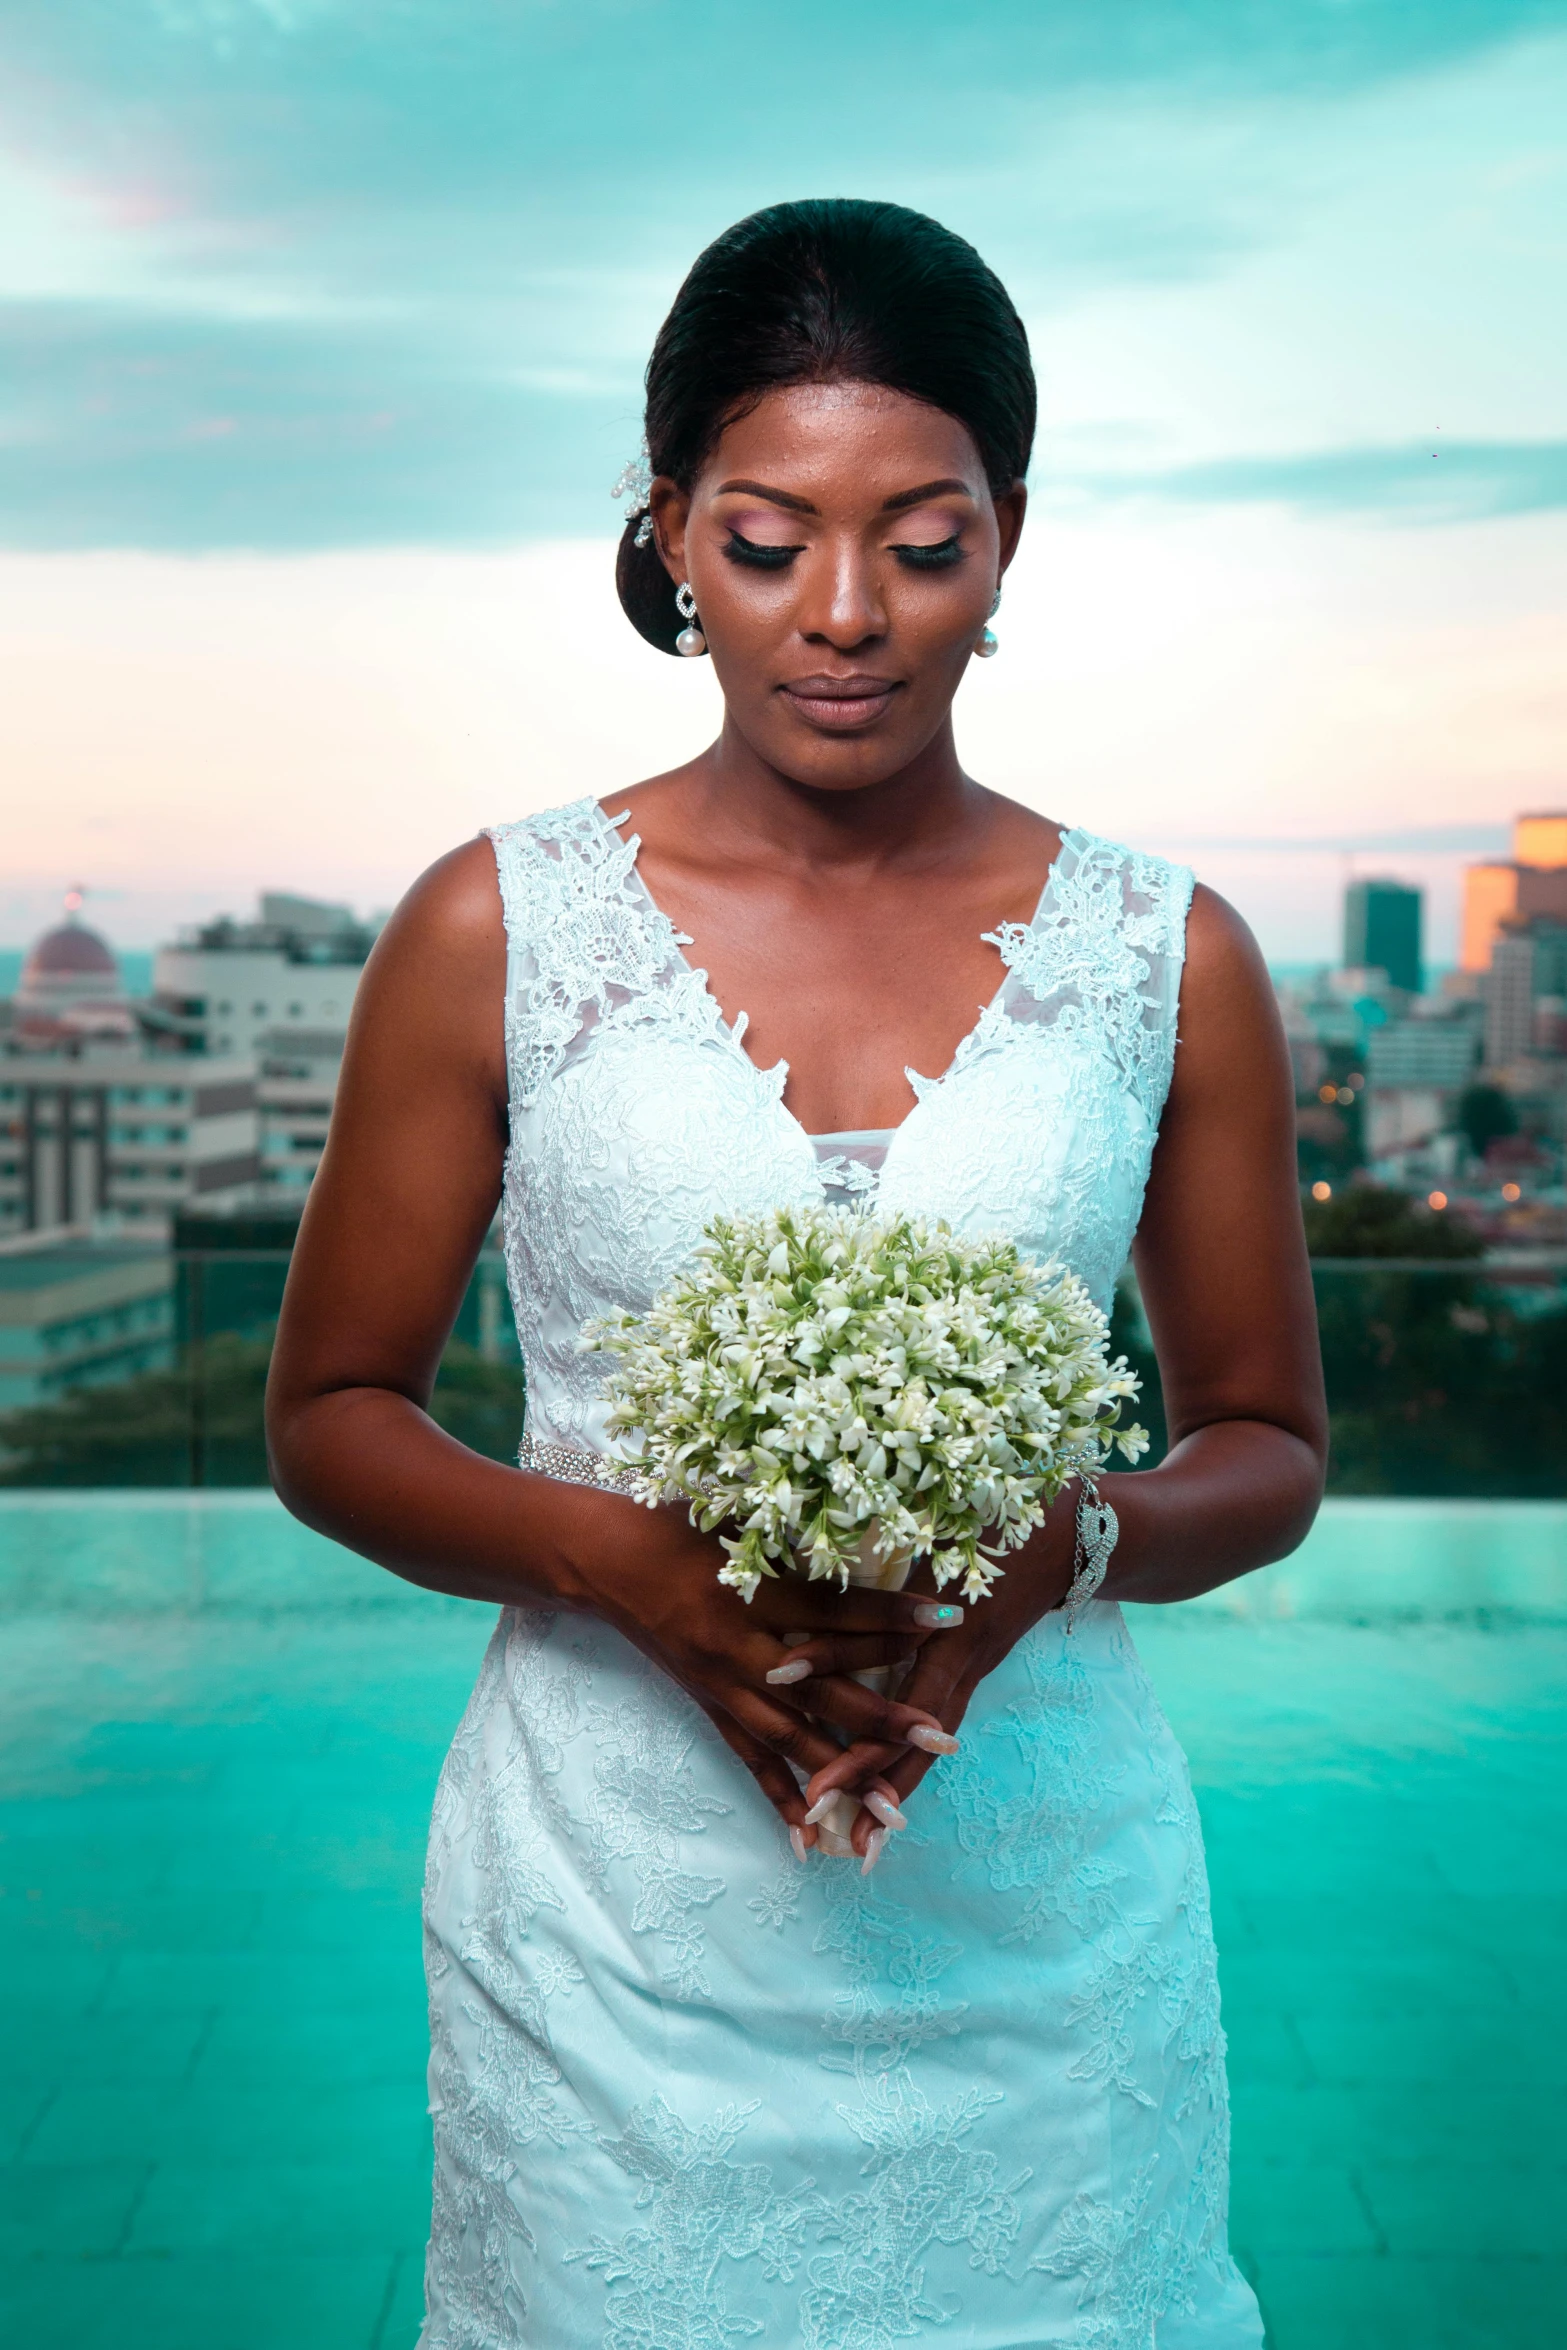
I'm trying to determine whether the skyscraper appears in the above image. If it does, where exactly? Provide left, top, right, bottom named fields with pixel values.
left=1460, top=813, right=1567, bottom=970
left=1343, top=877, right=1423, bottom=994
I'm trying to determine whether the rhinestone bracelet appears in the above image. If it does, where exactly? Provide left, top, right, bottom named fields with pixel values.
left=1063, top=1475, right=1119, bottom=1630
left=517, top=1431, right=656, bottom=1503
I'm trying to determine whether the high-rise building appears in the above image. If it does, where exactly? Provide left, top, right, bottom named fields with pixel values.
left=1485, top=934, right=1539, bottom=1069
left=1461, top=813, right=1567, bottom=971
left=1343, top=877, right=1422, bottom=994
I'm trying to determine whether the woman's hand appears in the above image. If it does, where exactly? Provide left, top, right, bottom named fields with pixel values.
left=573, top=1493, right=967, bottom=1852
left=783, top=1496, right=1079, bottom=1862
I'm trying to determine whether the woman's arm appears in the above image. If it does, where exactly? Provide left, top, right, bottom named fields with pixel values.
left=265, top=840, right=955, bottom=1847
left=795, top=885, right=1328, bottom=1847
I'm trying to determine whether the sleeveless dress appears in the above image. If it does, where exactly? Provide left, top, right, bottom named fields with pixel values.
left=418, top=797, right=1264, bottom=2350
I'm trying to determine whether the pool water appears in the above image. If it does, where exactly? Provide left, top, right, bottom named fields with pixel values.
left=1, top=1494, right=1563, bottom=2349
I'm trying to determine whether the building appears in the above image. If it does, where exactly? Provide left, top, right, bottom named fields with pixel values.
left=0, top=1057, right=262, bottom=1236
left=10, top=896, right=137, bottom=1053
left=256, top=1029, right=344, bottom=1197
left=147, top=892, right=373, bottom=1196
left=1366, top=1016, right=1481, bottom=1091
left=149, top=893, right=374, bottom=1064
left=1461, top=812, right=1567, bottom=972
left=1343, top=877, right=1422, bottom=994
left=0, top=1230, right=175, bottom=1409
left=1486, top=934, right=1539, bottom=1070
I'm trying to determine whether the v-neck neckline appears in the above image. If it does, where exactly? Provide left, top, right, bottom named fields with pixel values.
left=595, top=797, right=1079, bottom=1155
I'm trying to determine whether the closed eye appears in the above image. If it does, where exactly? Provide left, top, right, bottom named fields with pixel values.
left=892, top=535, right=966, bottom=571
left=723, top=529, right=804, bottom=570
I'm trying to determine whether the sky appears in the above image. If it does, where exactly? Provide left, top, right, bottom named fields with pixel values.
left=3, top=0, right=1565, bottom=963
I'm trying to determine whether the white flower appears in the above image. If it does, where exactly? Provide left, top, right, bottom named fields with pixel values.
left=585, top=1205, right=1143, bottom=1603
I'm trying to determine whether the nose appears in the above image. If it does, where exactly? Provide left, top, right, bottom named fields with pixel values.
left=798, top=533, right=886, bottom=651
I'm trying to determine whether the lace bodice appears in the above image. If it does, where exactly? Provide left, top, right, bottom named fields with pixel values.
left=488, top=795, right=1193, bottom=1453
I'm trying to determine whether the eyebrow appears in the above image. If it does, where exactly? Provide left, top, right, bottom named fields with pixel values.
left=713, top=476, right=976, bottom=516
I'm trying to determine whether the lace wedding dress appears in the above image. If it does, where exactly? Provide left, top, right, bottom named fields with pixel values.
left=418, top=798, right=1264, bottom=2350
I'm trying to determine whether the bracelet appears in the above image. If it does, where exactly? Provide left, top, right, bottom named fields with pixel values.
left=517, top=1431, right=656, bottom=1503
left=1063, top=1474, right=1118, bottom=1631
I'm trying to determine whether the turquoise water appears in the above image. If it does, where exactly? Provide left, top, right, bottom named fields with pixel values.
left=2, top=1495, right=1564, bottom=2348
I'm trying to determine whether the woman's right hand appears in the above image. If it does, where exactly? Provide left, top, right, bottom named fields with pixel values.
left=569, top=1492, right=964, bottom=1851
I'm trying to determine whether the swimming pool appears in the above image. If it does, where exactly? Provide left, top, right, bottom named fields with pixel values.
left=2, top=1494, right=1563, bottom=2348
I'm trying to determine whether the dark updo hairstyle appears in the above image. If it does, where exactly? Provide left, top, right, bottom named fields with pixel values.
left=616, top=198, right=1036, bottom=654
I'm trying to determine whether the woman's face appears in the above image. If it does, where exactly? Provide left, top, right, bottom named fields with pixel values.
left=651, top=381, right=1025, bottom=793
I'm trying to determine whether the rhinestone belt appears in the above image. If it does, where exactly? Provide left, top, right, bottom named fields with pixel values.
left=517, top=1431, right=656, bottom=1501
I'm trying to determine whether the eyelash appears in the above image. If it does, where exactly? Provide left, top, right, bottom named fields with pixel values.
left=722, top=531, right=801, bottom=570
left=722, top=529, right=967, bottom=572
left=892, top=535, right=965, bottom=570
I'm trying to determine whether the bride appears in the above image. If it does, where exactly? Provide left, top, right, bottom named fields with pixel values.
left=268, top=198, right=1325, bottom=2349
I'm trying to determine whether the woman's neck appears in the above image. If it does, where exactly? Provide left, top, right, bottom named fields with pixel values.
left=677, top=711, right=989, bottom=882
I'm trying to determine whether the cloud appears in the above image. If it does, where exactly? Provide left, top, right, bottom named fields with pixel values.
left=1066, top=441, right=1567, bottom=525
left=1, top=0, right=1564, bottom=547
left=0, top=298, right=635, bottom=546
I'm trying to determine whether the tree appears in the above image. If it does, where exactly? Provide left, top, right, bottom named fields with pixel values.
left=1302, top=1184, right=1483, bottom=1260
left=1457, top=1083, right=1517, bottom=1161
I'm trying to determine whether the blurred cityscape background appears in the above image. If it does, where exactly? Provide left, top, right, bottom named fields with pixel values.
left=3, top=809, right=1564, bottom=1491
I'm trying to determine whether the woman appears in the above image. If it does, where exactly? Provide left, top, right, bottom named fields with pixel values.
left=268, top=199, right=1325, bottom=2349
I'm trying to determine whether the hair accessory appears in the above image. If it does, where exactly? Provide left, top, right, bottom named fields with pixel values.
left=674, top=582, right=707, bottom=658
left=1063, top=1474, right=1117, bottom=1628
left=611, top=447, right=657, bottom=547
left=976, top=586, right=1001, bottom=659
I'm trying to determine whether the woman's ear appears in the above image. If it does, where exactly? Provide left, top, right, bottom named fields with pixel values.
left=649, top=477, right=690, bottom=581
left=995, top=478, right=1028, bottom=574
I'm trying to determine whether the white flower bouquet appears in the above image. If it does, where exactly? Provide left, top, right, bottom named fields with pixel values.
left=589, top=1202, right=1146, bottom=1607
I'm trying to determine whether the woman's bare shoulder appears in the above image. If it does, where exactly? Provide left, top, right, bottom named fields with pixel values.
left=375, top=836, right=505, bottom=970
left=1173, top=882, right=1288, bottom=1101
left=345, top=838, right=507, bottom=1091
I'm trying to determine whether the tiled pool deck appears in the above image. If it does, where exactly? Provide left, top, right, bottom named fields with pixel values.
left=2, top=1493, right=1564, bottom=2349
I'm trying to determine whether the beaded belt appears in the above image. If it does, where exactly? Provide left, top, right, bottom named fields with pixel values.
left=517, top=1431, right=656, bottom=1501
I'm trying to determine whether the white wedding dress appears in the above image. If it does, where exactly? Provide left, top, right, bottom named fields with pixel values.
left=417, top=797, right=1263, bottom=2350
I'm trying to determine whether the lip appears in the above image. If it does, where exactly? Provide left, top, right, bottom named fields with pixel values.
left=779, top=674, right=901, bottom=730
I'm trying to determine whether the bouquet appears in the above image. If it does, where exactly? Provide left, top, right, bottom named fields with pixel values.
left=589, top=1203, right=1146, bottom=1603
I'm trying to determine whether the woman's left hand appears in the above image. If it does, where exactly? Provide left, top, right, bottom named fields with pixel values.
left=787, top=1495, right=1080, bottom=1860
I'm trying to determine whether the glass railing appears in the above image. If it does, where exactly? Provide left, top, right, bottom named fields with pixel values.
left=0, top=1244, right=523, bottom=1488
left=1, top=1241, right=1563, bottom=1493
left=1111, top=1256, right=1567, bottom=1498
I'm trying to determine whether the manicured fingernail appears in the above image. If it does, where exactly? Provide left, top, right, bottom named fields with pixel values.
left=783, top=1631, right=811, bottom=1648
left=861, top=1828, right=886, bottom=1876
left=864, top=1790, right=907, bottom=1832
left=766, top=1659, right=812, bottom=1684
left=907, top=1724, right=960, bottom=1755
left=803, top=1793, right=841, bottom=1826
left=789, top=1825, right=810, bottom=1864
left=913, top=1603, right=964, bottom=1629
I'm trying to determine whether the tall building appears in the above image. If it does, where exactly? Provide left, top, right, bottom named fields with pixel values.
left=1461, top=812, right=1567, bottom=971
left=1485, top=934, right=1541, bottom=1069
left=1343, top=877, right=1422, bottom=994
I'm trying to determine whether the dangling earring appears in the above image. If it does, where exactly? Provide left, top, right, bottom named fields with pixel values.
left=674, top=584, right=707, bottom=658
left=975, top=587, right=1001, bottom=659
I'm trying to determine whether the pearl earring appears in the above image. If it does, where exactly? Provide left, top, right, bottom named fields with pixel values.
left=975, top=588, right=1001, bottom=659
left=674, top=584, right=707, bottom=658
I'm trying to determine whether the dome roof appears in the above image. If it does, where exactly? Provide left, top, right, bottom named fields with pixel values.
left=24, top=921, right=118, bottom=981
